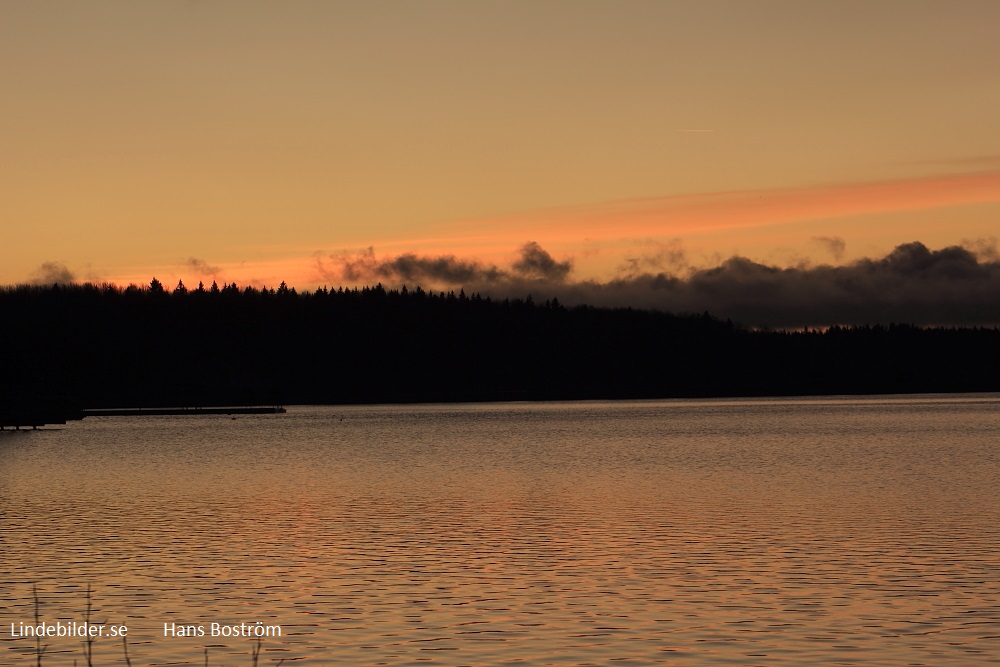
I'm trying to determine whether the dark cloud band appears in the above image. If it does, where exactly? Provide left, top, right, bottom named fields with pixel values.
left=322, top=240, right=1000, bottom=328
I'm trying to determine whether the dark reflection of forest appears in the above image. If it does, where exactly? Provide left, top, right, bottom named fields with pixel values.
left=1, top=280, right=998, bottom=418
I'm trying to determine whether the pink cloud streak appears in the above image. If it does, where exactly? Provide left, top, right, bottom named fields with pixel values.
left=449, top=169, right=1000, bottom=243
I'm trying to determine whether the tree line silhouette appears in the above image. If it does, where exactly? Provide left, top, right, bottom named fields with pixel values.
left=1, top=279, right=998, bottom=418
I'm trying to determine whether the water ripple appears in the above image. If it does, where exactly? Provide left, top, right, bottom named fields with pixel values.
left=2, top=396, right=999, bottom=665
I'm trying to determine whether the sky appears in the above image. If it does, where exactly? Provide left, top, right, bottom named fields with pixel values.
left=3, top=1, right=1000, bottom=325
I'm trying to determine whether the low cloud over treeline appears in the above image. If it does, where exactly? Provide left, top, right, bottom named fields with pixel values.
left=326, top=241, right=573, bottom=285
left=319, top=239, right=1000, bottom=328
left=30, top=261, right=76, bottom=286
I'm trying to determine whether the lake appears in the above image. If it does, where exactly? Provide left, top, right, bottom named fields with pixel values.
left=2, top=396, right=999, bottom=665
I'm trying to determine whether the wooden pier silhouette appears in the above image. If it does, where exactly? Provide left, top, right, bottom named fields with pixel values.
left=1, top=406, right=285, bottom=430
left=82, top=406, right=287, bottom=417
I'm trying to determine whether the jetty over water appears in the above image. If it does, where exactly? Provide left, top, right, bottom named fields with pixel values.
left=0, top=409, right=84, bottom=430
left=1, top=406, right=285, bottom=429
left=82, top=406, right=287, bottom=417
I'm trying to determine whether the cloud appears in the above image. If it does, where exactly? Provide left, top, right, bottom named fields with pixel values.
left=321, top=247, right=377, bottom=282
left=909, top=154, right=1000, bottom=169
left=30, top=261, right=75, bottom=285
left=321, top=242, right=570, bottom=287
left=812, top=235, right=846, bottom=261
left=317, top=246, right=504, bottom=284
left=435, top=169, right=1000, bottom=245
left=610, top=242, right=1000, bottom=327
left=962, top=237, right=999, bottom=262
left=512, top=242, right=572, bottom=281
left=618, top=239, right=687, bottom=277
left=323, top=240, right=1000, bottom=328
left=185, top=257, right=221, bottom=277
left=595, top=242, right=1000, bottom=327
left=379, top=253, right=506, bottom=284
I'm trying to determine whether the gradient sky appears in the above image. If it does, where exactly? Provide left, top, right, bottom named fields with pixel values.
left=3, top=0, right=1000, bottom=291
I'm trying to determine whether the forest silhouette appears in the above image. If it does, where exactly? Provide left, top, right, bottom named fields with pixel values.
left=1, top=279, right=998, bottom=424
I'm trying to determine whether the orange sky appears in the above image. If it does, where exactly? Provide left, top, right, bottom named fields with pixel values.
left=3, top=1, right=1000, bottom=290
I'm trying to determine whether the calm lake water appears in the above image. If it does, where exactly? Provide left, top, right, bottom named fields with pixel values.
left=2, top=396, right=999, bottom=666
